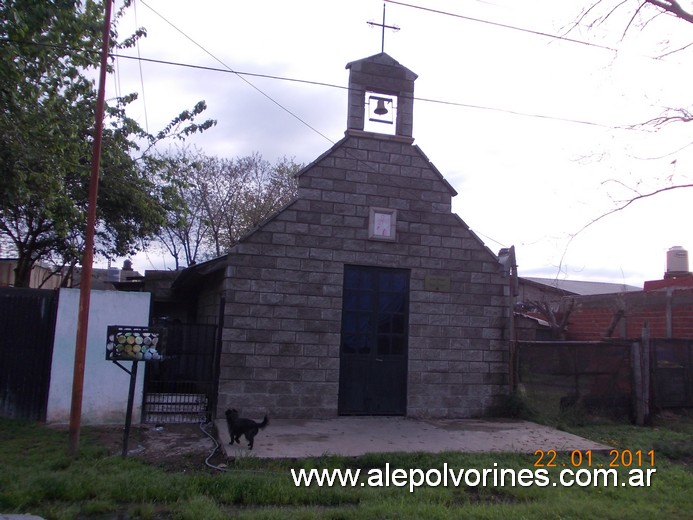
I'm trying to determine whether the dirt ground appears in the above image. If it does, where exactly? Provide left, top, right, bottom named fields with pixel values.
left=90, top=422, right=226, bottom=472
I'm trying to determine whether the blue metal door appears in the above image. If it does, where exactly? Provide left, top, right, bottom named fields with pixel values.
left=338, top=265, right=409, bottom=415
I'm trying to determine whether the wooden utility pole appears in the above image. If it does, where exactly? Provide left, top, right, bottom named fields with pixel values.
left=68, top=0, right=113, bottom=457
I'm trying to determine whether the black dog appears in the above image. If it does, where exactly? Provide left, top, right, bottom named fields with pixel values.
left=225, top=408, right=268, bottom=450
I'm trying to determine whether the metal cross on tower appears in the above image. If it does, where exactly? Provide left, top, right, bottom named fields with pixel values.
left=367, top=3, right=400, bottom=53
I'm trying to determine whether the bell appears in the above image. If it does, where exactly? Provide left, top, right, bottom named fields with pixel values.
left=374, top=98, right=389, bottom=115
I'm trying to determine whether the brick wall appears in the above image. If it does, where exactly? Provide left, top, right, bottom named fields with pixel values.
left=565, top=289, right=693, bottom=340
left=217, top=134, right=508, bottom=419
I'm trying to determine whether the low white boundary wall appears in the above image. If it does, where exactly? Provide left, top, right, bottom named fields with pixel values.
left=46, top=288, right=151, bottom=425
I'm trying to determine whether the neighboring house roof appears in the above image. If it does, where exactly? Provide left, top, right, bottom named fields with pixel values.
left=171, top=255, right=227, bottom=293
left=523, top=277, right=641, bottom=296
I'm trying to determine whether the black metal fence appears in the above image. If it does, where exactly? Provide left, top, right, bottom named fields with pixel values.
left=142, top=322, right=220, bottom=423
left=0, top=288, right=58, bottom=420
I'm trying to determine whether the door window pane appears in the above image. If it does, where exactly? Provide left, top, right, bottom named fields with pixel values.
left=341, top=265, right=409, bottom=357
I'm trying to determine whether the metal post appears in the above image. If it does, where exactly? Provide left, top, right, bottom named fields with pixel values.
left=380, top=3, right=386, bottom=52
left=641, top=323, right=650, bottom=424
left=68, top=0, right=113, bottom=457
left=504, top=246, right=518, bottom=391
left=631, top=340, right=644, bottom=426
left=122, top=360, right=139, bottom=458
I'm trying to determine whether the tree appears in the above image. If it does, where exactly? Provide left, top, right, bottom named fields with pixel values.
left=0, top=1, right=214, bottom=286
left=556, top=0, right=693, bottom=249
left=155, top=148, right=300, bottom=267
left=226, top=153, right=301, bottom=248
left=574, top=1, right=693, bottom=125
left=155, top=148, right=212, bottom=269
left=577, top=1, right=693, bottom=29
left=521, top=299, right=575, bottom=340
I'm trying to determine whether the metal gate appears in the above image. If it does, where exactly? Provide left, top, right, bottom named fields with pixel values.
left=0, top=288, right=58, bottom=421
left=142, top=322, right=220, bottom=423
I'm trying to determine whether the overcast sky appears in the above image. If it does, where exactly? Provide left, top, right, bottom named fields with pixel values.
left=109, top=0, right=693, bottom=286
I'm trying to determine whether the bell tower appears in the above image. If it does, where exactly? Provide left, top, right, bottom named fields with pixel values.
left=345, top=53, right=417, bottom=143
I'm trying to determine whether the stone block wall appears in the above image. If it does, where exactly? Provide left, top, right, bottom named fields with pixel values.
left=217, top=134, right=509, bottom=419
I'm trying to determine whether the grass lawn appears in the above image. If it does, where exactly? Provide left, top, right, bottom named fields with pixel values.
left=1, top=413, right=692, bottom=519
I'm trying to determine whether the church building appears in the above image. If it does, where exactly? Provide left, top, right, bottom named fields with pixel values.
left=217, top=53, right=509, bottom=419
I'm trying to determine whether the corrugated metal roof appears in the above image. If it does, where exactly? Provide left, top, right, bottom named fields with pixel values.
left=523, top=277, right=642, bottom=296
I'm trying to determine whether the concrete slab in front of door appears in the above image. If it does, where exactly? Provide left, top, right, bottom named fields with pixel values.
left=215, top=416, right=610, bottom=459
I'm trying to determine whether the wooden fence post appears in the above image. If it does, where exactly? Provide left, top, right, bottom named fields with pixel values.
left=641, top=322, right=650, bottom=424
left=631, top=322, right=651, bottom=426
left=631, top=340, right=644, bottom=426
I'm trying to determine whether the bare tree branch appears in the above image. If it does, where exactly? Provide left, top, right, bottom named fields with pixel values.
left=555, top=1, right=693, bottom=281
left=526, top=299, right=575, bottom=339
left=622, top=2, right=649, bottom=39
left=574, top=183, right=693, bottom=240
left=648, top=0, right=693, bottom=23
left=643, top=108, right=693, bottom=127
left=630, top=140, right=693, bottom=160
left=656, top=39, right=693, bottom=57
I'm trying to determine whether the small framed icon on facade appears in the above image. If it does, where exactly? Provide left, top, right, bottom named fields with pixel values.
left=368, top=207, right=397, bottom=241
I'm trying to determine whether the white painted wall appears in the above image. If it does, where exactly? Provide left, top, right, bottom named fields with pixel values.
left=46, top=288, right=151, bottom=425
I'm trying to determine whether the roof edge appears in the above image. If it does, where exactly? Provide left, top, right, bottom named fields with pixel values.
left=412, top=145, right=458, bottom=196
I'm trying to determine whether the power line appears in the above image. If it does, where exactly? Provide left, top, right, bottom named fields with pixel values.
left=0, top=35, right=643, bottom=132
left=384, top=0, right=623, bottom=54
left=133, top=0, right=150, bottom=134
left=112, top=52, right=635, bottom=132
left=138, top=0, right=334, bottom=145
left=415, top=93, right=620, bottom=130
left=130, top=0, right=643, bottom=133
left=113, top=53, right=349, bottom=93
left=129, top=0, right=680, bottom=138
left=127, top=2, right=541, bottom=252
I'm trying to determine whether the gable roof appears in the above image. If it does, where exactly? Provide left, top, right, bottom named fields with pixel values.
left=413, top=144, right=457, bottom=196
left=171, top=255, right=227, bottom=293
left=345, top=52, right=418, bottom=80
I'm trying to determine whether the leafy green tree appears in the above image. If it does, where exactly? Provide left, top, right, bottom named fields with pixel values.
left=0, top=0, right=214, bottom=286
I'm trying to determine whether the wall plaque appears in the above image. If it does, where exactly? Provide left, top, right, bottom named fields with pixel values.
left=425, top=274, right=451, bottom=292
